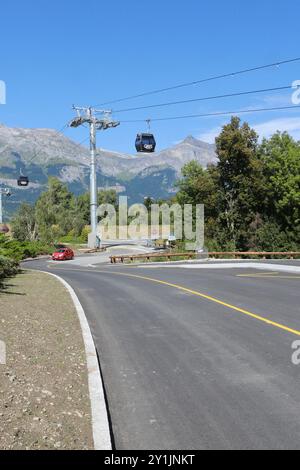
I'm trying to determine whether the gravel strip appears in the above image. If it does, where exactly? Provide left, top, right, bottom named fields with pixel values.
left=0, top=271, right=94, bottom=450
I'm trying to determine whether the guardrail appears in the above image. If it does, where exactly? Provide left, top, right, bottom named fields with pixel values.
left=110, top=251, right=300, bottom=264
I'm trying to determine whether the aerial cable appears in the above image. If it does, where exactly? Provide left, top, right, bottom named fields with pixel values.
left=119, top=104, right=300, bottom=123
left=94, top=57, right=300, bottom=107
left=113, top=85, right=295, bottom=114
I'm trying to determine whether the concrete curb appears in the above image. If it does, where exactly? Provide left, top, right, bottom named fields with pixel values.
left=22, top=255, right=51, bottom=263
left=36, top=270, right=112, bottom=451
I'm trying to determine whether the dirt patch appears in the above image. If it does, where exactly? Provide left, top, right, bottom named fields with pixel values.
left=0, top=271, right=94, bottom=450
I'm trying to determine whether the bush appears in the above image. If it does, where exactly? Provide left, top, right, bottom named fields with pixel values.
left=0, top=235, right=52, bottom=262
left=0, top=255, right=19, bottom=282
left=80, top=226, right=90, bottom=243
left=247, top=221, right=300, bottom=252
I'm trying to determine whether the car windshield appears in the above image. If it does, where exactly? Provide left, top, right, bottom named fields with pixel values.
left=57, top=249, right=66, bottom=253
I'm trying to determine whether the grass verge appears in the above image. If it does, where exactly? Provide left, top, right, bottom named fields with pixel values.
left=0, top=271, right=94, bottom=450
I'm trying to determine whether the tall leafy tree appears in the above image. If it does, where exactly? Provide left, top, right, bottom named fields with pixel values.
left=77, top=189, right=118, bottom=225
left=35, top=177, right=75, bottom=242
left=34, top=180, right=119, bottom=242
left=11, top=203, right=37, bottom=242
left=175, top=160, right=219, bottom=243
left=215, top=116, right=265, bottom=248
left=259, top=132, right=300, bottom=232
left=176, top=161, right=218, bottom=216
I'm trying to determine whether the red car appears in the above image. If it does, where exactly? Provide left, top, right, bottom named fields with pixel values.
left=52, top=248, right=74, bottom=261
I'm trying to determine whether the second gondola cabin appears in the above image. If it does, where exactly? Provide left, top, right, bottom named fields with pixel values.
left=17, top=176, right=29, bottom=187
left=135, top=133, right=156, bottom=153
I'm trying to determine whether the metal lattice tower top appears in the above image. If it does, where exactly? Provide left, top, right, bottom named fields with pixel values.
left=70, top=106, right=120, bottom=130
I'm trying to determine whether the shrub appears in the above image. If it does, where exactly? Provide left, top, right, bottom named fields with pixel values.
left=0, top=255, right=19, bottom=282
left=248, top=221, right=300, bottom=252
left=0, top=235, right=52, bottom=262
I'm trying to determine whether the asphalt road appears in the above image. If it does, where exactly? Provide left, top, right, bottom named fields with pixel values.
left=25, top=259, right=300, bottom=450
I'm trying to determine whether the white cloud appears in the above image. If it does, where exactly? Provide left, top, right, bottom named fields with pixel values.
left=198, top=117, right=300, bottom=144
left=261, top=93, right=292, bottom=107
left=198, top=126, right=223, bottom=144
left=253, top=117, right=300, bottom=140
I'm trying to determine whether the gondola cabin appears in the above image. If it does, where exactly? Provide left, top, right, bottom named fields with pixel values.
left=135, top=133, right=156, bottom=153
left=17, top=176, right=29, bottom=187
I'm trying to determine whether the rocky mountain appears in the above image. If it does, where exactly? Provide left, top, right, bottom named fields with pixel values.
left=96, top=135, right=216, bottom=178
left=0, top=124, right=217, bottom=219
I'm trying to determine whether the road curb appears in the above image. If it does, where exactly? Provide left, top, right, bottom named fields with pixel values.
left=22, top=255, right=51, bottom=263
left=36, top=270, right=112, bottom=450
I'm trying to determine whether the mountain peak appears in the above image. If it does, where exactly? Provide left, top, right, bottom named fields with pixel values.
left=182, top=135, right=199, bottom=145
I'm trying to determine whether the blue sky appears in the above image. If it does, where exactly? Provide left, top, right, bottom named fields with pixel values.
left=1, top=0, right=300, bottom=153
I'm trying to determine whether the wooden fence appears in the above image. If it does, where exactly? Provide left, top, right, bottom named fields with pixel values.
left=110, top=251, right=300, bottom=264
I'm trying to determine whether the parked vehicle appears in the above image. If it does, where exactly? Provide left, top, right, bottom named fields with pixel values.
left=52, top=248, right=74, bottom=261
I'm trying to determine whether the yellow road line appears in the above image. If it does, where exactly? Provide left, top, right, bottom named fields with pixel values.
left=106, top=270, right=300, bottom=338
left=43, top=265, right=300, bottom=337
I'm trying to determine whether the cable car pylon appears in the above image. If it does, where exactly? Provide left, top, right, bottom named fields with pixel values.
left=69, top=106, right=120, bottom=249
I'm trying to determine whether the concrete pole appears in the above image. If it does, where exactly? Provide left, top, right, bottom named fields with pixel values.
left=89, top=109, right=98, bottom=240
left=0, top=191, right=3, bottom=225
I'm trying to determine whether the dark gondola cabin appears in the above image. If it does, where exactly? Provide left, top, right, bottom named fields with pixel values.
left=17, top=176, right=29, bottom=187
left=135, top=133, right=156, bottom=153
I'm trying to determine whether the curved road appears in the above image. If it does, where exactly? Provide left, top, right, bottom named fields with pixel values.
left=25, top=258, right=300, bottom=450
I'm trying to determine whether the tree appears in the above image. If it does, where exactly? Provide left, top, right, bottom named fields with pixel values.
left=176, top=161, right=218, bottom=217
left=35, top=177, right=75, bottom=242
left=175, top=160, right=219, bottom=243
left=174, top=120, right=299, bottom=251
left=33, top=180, right=119, bottom=242
left=215, top=116, right=265, bottom=248
left=11, top=203, right=38, bottom=242
left=259, top=132, right=300, bottom=233
left=76, top=189, right=118, bottom=226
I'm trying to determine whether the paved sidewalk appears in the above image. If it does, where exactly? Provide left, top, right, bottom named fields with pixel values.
left=0, top=271, right=94, bottom=450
